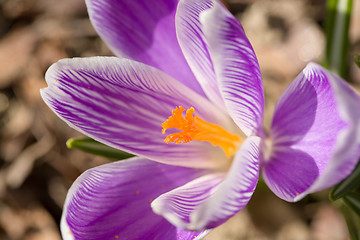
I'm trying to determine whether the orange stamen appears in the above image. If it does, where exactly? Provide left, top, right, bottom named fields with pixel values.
left=162, top=106, right=242, bottom=157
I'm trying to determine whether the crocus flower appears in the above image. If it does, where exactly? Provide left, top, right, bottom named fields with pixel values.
left=41, top=0, right=360, bottom=239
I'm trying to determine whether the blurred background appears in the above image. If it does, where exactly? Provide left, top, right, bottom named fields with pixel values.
left=0, top=0, right=359, bottom=239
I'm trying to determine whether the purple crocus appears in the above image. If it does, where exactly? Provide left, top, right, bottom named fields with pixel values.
left=41, top=0, right=360, bottom=239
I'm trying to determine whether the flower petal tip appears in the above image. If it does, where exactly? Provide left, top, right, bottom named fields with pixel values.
left=60, top=217, right=74, bottom=240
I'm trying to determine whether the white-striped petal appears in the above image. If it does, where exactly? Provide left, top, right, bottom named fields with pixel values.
left=152, top=136, right=260, bottom=230
left=200, top=1, right=264, bottom=136
left=41, top=57, right=231, bottom=169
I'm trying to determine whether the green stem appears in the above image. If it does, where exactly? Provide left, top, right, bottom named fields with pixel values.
left=66, top=137, right=134, bottom=160
left=330, top=160, right=360, bottom=201
left=325, top=0, right=352, bottom=79
left=343, top=192, right=360, bottom=216
left=335, top=199, right=360, bottom=240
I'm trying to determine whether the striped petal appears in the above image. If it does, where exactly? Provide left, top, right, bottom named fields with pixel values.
left=85, top=0, right=204, bottom=96
left=176, top=0, right=264, bottom=135
left=152, top=136, right=260, bottom=230
left=176, top=0, right=223, bottom=107
left=263, top=63, right=360, bottom=202
left=61, top=157, right=210, bottom=240
left=41, top=57, right=232, bottom=169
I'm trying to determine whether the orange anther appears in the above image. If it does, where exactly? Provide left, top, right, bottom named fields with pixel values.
left=162, top=106, right=242, bottom=157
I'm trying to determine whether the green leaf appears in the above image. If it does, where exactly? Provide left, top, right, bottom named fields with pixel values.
left=66, top=138, right=134, bottom=160
left=330, top=161, right=360, bottom=201
left=324, top=0, right=353, bottom=79
left=355, top=54, right=360, bottom=68
left=344, top=192, right=360, bottom=216
left=335, top=199, right=360, bottom=240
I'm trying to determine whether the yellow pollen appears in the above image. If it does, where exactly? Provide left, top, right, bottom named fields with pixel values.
left=162, top=106, right=242, bottom=157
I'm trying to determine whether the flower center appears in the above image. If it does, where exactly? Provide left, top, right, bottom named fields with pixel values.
left=162, top=106, right=242, bottom=157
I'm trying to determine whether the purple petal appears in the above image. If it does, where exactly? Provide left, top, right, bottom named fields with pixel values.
left=41, top=57, right=232, bottom=169
left=152, top=136, right=260, bottom=230
left=61, top=157, right=210, bottom=240
left=176, top=0, right=223, bottom=107
left=263, top=63, right=360, bottom=202
left=85, top=0, right=204, bottom=96
left=152, top=173, right=225, bottom=229
left=176, top=0, right=264, bottom=135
